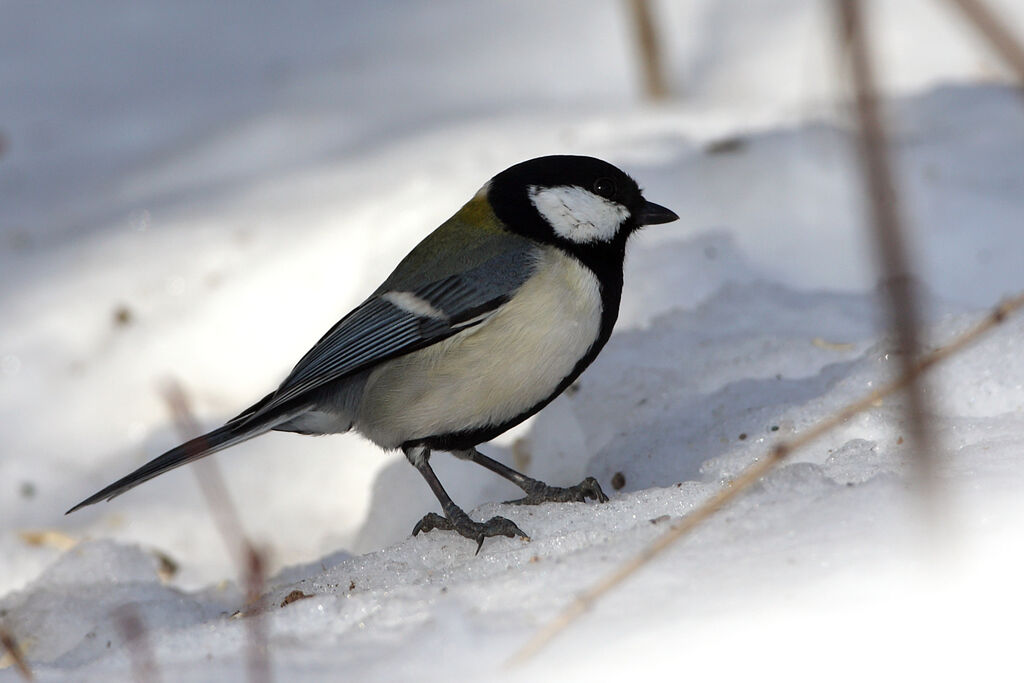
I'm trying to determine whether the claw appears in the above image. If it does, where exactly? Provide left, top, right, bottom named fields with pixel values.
left=506, top=476, right=610, bottom=506
left=412, top=510, right=528, bottom=552
left=412, top=512, right=451, bottom=536
left=582, top=476, right=610, bottom=503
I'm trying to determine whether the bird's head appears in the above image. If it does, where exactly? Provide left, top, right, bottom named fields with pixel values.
left=485, top=155, right=678, bottom=256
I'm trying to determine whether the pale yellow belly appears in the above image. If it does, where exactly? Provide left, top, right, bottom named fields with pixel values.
left=354, top=248, right=603, bottom=449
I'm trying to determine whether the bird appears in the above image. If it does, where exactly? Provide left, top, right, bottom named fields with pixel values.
left=67, top=155, right=679, bottom=551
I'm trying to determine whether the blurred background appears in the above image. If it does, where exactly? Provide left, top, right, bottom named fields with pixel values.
left=2, top=0, right=1024, bottom=614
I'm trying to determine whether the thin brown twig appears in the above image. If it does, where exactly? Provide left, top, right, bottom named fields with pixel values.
left=160, top=380, right=271, bottom=683
left=244, top=548, right=270, bottom=683
left=0, top=627, right=33, bottom=681
left=508, top=291, right=1024, bottom=666
left=944, top=0, right=1024, bottom=87
left=114, top=606, right=161, bottom=683
left=161, top=382, right=249, bottom=563
left=627, top=0, right=670, bottom=99
left=836, top=0, right=940, bottom=513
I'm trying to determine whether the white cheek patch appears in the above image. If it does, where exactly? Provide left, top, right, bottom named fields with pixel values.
left=528, top=185, right=630, bottom=244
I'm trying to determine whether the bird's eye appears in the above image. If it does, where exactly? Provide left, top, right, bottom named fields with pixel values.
left=592, top=177, right=616, bottom=199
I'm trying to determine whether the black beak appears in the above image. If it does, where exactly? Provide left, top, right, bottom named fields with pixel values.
left=636, top=200, right=679, bottom=226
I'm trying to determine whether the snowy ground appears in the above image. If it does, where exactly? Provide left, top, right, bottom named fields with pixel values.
left=2, top=1, right=1024, bottom=680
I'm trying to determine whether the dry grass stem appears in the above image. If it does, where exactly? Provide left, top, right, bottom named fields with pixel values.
left=836, top=0, right=940, bottom=512
left=628, top=0, right=669, bottom=99
left=114, top=606, right=161, bottom=683
left=160, top=380, right=272, bottom=683
left=945, top=0, right=1024, bottom=88
left=0, top=628, right=33, bottom=681
left=160, top=382, right=249, bottom=563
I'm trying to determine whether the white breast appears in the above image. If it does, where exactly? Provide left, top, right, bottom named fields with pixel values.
left=355, top=247, right=603, bottom=449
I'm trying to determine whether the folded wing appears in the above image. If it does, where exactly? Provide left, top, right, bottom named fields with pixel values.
left=232, top=248, right=537, bottom=426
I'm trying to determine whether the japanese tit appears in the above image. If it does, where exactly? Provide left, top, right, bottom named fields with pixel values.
left=68, top=155, right=678, bottom=550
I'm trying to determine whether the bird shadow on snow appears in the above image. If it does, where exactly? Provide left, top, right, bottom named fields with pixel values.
left=351, top=231, right=901, bottom=552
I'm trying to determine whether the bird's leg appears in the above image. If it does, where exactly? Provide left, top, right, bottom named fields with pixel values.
left=405, top=445, right=528, bottom=553
left=452, top=448, right=609, bottom=505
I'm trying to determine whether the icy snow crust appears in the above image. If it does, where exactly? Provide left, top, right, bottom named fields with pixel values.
left=2, top=1, right=1024, bottom=680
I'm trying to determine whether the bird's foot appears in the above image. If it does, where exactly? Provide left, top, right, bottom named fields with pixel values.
left=506, top=476, right=609, bottom=505
left=412, top=507, right=528, bottom=554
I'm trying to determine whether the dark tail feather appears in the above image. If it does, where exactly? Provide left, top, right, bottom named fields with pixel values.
left=66, top=408, right=301, bottom=514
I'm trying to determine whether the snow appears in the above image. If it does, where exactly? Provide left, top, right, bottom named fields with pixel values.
left=2, top=0, right=1024, bottom=680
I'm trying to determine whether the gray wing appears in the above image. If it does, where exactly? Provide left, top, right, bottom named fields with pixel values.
left=234, top=248, right=537, bottom=426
